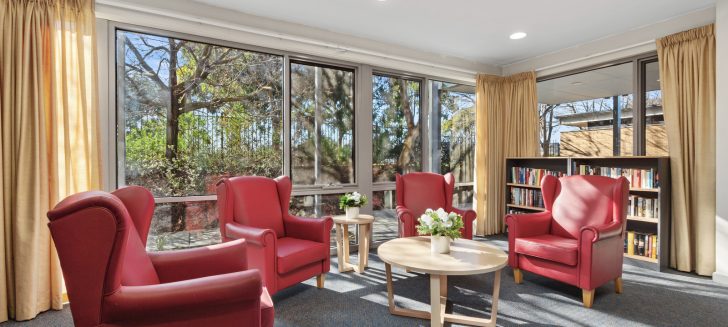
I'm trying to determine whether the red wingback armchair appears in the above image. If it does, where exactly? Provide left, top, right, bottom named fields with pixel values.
left=395, top=172, right=476, bottom=239
left=47, top=186, right=274, bottom=327
left=217, top=175, right=334, bottom=295
left=505, top=175, right=629, bottom=308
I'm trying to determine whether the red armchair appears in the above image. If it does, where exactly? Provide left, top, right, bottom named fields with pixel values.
left=395, top=172, right=476, bottom=239
left=47, top=186, right=274, bottom=327
left=217, top=175, right=334, bottom=295
left=505, top=175, right=629, bottom=308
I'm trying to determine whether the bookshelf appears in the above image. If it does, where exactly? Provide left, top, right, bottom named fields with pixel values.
left=505, top=156, right=670, bottom=271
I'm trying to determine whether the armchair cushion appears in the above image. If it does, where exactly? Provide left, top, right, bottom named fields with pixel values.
left=515, top=235, right=578, bottom=266
left=276, top=237, right=328, bottom=274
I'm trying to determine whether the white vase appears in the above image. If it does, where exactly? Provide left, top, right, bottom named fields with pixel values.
left=431, top=235, right=451, bottom=254
left=345, top=207, right=360, bottom=220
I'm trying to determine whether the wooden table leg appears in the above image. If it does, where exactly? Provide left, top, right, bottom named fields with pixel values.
left=430, top=274, right=443, bottom=327
left=441, top=269, right=502, bottom=327
left=342, top=224, right=350, bottom=263
left=335, top=223, right=353, bottom=273
left=440, top=275, right=447, bottom=298
left=356, top=223, right=370, bottom=272
left=489, top=269, right=501, bottom=324
left=385, top=263, right=430, bottom=319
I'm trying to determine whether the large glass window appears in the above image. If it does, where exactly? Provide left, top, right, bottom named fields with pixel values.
left=117, top=29, right=284, bottom=250
left=372, top=74, right=422, bottom=182
left=290, top=62, right=355, bottom=186
left=433, top=81, right=476, bottom=207
left=538, top=62, right=636, bottom=157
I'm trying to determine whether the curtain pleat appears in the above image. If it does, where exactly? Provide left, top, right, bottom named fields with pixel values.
left=474, top=72, right=539, bottom=235
left=0, top=0, right=100, bottom=321
left=656, top=24, right=716, bottom=276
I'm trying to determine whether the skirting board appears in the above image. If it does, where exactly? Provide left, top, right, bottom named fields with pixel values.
left=713, top=271, right=728, bottom=285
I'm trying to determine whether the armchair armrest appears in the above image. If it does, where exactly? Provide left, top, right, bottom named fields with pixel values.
left=579, top=221, right=623, bottom=243
left=283, top=215, right=333, bottom=244
left=450, top=207, right=476, bottom=239
left=149, top=239, right=248, bottom=283
left=396, top=206, right=417, bottom=237
left=504, top=211, right=552, bottom=238
left=103, top=270, right=262, bottom=323
left=396, top=206, right=415, bottom=223
left=225, top=223, right=276, bottom=247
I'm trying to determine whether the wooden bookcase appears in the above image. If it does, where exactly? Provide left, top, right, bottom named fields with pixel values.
left=505, top=156, right=671, bottom=271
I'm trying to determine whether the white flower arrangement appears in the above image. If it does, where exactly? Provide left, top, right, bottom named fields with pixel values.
left=339, top=192, right=368, bottom=209
left=416, top=208, right=464, bottom=240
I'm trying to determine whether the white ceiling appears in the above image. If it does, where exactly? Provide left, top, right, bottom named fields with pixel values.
left=192, top=0, right=714, bottom=67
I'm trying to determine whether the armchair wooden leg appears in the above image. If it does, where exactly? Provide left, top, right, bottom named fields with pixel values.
left=615, top=277, right=623, bottom=294
left=582, top=289, right=595, bottom=308
left=316, top=274, right=325, bottom=289
left=513, top=268, right=523, bottom=284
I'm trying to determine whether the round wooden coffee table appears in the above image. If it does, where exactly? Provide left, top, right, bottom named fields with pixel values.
left=332, top=214, right=375, bottom=273
left=377, top=236, right=508, bottom=327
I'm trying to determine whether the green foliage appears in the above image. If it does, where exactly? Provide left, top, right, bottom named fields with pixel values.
left=416, top=208, right=464, bottom=240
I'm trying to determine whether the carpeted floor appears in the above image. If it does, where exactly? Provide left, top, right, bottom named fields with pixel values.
left=4, top=235, right=728, bottom=326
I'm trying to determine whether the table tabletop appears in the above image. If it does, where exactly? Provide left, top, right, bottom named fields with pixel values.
left=377, top=236, right=508, bottom=276
left=331, top=214, right=375, bottom=225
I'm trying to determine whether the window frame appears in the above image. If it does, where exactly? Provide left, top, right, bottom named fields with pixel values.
left=288, top=59, right=358, bottom=192
left=371, top=71, right=426, bottom=188
left=536, top=52, right=659, bottom=156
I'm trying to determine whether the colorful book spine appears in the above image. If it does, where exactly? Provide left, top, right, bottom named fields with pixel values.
left=628, top=195, right=659, bottom=218
left=575, top=165, right=659, bottom=189
left=510, top=167, right=565, bottom=186
left=509, top=188, right=544, bottom=208
left=625, top=231, right=658, bottom=259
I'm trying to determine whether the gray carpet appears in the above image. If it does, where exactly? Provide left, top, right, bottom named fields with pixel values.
left=4, top=235, right=728, bottom=326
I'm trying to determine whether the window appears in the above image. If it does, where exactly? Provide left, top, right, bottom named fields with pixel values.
left=117, top=29, right=284, bottom=250
left=290, top=62, right=355, bottom=186
left=432, top=81, right=476, bottom=207
left=644, top=61, right=667, bottom=156
left=115, top=26, right=480, bottom=249
left=372, top=74, right=422, bottom=182
left=537, top=58, right=664, bottom=157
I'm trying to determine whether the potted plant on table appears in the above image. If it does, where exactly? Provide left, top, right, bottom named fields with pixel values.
left=417, top=208, right=464, bottom=254
left=339, top=192, right=368, bottom=219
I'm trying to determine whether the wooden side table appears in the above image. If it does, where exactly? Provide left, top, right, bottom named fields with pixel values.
left=378, top=236, right=508, bottom=327
left=332, top=214, right=374, bottom=273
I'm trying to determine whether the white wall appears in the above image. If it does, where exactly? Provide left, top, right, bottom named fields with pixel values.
left=714, top=0, right=728, bottom=285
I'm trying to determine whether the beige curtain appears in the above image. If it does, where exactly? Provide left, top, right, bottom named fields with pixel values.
left=656, top=24, right=715, bottom=276
left=0, top=0, right=100, bottom=321
left=474, top=72, right=539, bottom=235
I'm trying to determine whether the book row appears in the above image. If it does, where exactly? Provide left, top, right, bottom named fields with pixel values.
left=628, top=195, right=659, bottom=219
left=509, top=188, right=544, bottom=208
left=509, top=167, right=565, bottom=186
left=574, top=165, right=660, bottom=189
left=625, top=231, right=658, bottom=259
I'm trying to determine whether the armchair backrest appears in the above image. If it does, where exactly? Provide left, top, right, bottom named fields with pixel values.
left=217, top=176, right=289, bottom=238
left=47, top=188, right=161, bottom=327
left=542, top=175, right=629, bottom=239
left=395, top=172, right=455, bottom=218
